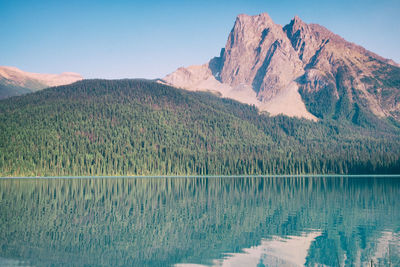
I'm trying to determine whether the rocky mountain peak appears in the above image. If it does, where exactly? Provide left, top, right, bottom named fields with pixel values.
left=290, top=15, right=306, bottom=29
left=283, top=17, right=323, bottom=66
left=235, top=13, right=273, bottom=24
left=226, top=12, right=279, bottom=56
left=163, top=13, right=400, bottom=123
left=220, top=13, right=303, bottom=98
left=285, top=16, right=308, bottom=39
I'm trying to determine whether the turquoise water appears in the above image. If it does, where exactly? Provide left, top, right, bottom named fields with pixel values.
left=0, top=176, right=399, bottom=266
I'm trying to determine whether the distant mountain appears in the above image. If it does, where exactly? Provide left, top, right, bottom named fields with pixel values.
left=1, top=13, right=399, bottom=176
left=1, top=79, right=399, bottom=176
left=0, top=66, right=83, bottom=99
left=163, top=13, right=400, bottom=123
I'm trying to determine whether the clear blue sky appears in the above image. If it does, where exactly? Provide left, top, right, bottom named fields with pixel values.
left=1, top=0, right=399, bottom=79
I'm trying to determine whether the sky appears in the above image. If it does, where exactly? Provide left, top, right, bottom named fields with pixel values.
left=1, top=0, right=399, bottom=79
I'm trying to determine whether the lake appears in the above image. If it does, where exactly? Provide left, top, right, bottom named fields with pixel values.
left=0, top=176, right=399, bottom=266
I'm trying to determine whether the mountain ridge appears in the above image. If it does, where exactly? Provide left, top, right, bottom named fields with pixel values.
left=0, top=66, right=83, bottom=99
left=163, top=13, right=400, bottom=123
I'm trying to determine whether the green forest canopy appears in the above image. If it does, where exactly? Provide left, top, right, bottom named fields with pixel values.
left=0, top=79, right=399, bottom=176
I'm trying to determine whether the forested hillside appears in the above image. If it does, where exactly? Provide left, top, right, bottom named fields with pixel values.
left=0, top=79, right=399, bottom=176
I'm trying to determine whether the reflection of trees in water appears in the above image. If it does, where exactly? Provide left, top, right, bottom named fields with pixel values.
left=0, top=177, right=399, bottom=266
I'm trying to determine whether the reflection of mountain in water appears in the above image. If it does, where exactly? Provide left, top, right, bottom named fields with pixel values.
left=177, top=231, right=321, bottom=267
left=0, top=177, right=399, bottom=266
left=178, top=230, right=399, bottom=267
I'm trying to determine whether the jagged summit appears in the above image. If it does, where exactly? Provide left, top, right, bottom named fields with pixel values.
left=291, top=15, right=304, bottom=25
left=163, top=13, right=400, bottom=122
left=235, top=13, right=274, bottom=25
left=288, top=16, right=308, bottom=35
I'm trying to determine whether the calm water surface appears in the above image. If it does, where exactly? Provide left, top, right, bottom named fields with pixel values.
left=0, top=176, right=399, bottom=266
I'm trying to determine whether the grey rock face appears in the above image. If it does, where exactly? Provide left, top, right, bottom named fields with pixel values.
left=284, top=16, right=400, bottom=120
left=218, top=13, right=304, bottom=101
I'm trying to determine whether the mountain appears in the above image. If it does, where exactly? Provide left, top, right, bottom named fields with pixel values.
left=163, top=13, right=400, bottom=123
left=0, top=66, right=83, bottom=99
left=1, top=79, right=399, bottom=176
left=1, top=13, right=399, bottom=176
